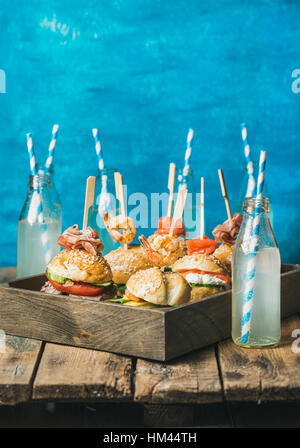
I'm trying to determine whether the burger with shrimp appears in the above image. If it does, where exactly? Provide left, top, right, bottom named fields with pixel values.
left=42, top=225, right=117, bottom=301
left=172, top=235, right=231, bottom=301
left=138, top=217, right=187, bottom=271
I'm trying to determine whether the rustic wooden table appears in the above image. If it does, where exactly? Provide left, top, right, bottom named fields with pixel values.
left=1, top=268, right=300, bottom=428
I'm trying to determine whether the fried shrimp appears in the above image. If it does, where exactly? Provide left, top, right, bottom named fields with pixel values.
left=104, top=213, right=137, bottom=245
left=138, top=234, right=186, bottom=267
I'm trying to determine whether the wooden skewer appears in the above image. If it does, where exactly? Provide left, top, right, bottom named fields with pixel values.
left=167, top=163, right=176, bottom=218
left=200, top=177, right=205, bottom=239
left=114, top=172, right=128, bottom=250
left=82, top=176, right=96, bottom=230
left=169, top=188, right=187, bottom=237
left=218, top=169, right=232, bottom=224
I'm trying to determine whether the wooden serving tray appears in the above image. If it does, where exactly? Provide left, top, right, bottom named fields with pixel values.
left=0, top=264, right=299, bottom=361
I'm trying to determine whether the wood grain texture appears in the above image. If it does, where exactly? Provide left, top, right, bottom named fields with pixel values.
left=218, top=315, right=300, bottom=403
left=0, top=335, right=42, bottom=406
left=32, top=343, right=133, bottom=401
left=1, top=278, right=166, bottom=360
left=1, top=264, right=299, bottom=361
left=280, top=267, right=300, bottom=317
left=134, top=346, right=222, bottom=404
left=143, top=404, right=195, bottom=427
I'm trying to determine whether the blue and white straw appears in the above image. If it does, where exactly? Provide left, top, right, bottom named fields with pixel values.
left=241, top=123, right=256, bottom=198
left=240, top=150, right=267, bottom=343
left=92, top=128, right=104, bottom=171
left=26, top=133, right=51, bottom=264
left=182, top=128, right=194, bottom=186
left=45, top=124, right=59, bottom=173
left=92, top=128, right=111, bottom=215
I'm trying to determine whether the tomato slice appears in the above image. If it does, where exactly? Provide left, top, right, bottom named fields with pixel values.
left=155, top=216, right=186, bottom=236
left=181, top=269, right=231, bottom=284
left=187, top=235, right=219, bottom=255
left=125, top=290, right=143, bottom=302
left=47, top=277, right=105, bottom=296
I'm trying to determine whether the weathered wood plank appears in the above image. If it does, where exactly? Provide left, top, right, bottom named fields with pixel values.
left=2, top=277, right=166, bottom=360
left=134, top=346, right=222, bottom=403
left=2, top=265, right=298, bottom=361
left=218, top=315, right=300, bottom=402
left=0, top=335, right=42, bottom=405
left=143, top=404, right=195, bottom=427
left=32, top=343, right=133, bottom=401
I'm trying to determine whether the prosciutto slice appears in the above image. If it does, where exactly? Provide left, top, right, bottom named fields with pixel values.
left=212, top=213, right=243, bottom=246
left=57, top=224, right=104, bottom=255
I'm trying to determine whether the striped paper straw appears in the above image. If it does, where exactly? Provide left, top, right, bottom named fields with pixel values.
left=240, top=150, right=267, bottom=344
left=92, top=128, right=104, bottom=171
left=26, top=133, right=52, bottom=264
left=241, top=123, right=256, bottom=198
left=182, top=128, right=194, bottom=185
left=45, top=124, right=59, bottom=173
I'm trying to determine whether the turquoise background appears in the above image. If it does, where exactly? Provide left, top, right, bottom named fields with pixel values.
left=0, top=0, right=299, bottom=266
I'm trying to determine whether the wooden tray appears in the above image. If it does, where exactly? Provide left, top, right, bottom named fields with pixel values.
left=0, top=264, right=299, bottom=361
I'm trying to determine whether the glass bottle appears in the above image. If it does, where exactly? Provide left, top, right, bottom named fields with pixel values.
left=175, top=168, right=200, bottom=239
left=17, top=167, right=62, bottom=278
left=87, top=168, right=119, bottom=255
left=232, top=197, right=281, bottom=348
left=235, top=163, right=274, bottom=227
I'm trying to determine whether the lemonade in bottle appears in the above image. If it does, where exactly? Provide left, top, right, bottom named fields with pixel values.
left=17, top=167, right=62, bottom=278
left=232, top=197, right=281, bottom=348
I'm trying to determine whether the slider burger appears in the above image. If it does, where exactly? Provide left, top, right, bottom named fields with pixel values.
left=172, top=235, right=231, bottom=301
left=43, top=225, right=116, bottom=300
left=212, top=213, right=243, bottom=273
left=104, top=244, right=153, bottom=296
left=137, top=217, right=186, bottom=272
left=122, top=266, right=191, bottom=307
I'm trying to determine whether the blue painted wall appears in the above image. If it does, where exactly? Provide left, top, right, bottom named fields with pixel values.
left=0, top=0, right=299, bottom=266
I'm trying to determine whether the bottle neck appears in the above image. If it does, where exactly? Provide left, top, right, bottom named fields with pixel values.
left=29, top=173, right=52, bottom=190
left=243, top=197, right=269, bottom=216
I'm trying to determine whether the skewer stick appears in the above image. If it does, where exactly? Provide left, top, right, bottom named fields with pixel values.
left=114, top=172, right=128, bottom=250
left=169, top=188, right=187, bottom=237
left=83, top=176, right=96, bottom=230
left=167, top=163, right=176, bottom=218
left=218, top=169, right=232, bottom=224
left=200, top=177, right=205, bottom=239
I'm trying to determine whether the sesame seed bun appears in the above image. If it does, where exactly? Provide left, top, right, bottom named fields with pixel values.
left=213, top=243, right=233, bottom=273
left=172, top=253, right=228, bottom=275
left=104, top=244, right=153, bottom=285
left=125, top=267, right=191, bottom=306
left=47, top=249, right=112, bottom=284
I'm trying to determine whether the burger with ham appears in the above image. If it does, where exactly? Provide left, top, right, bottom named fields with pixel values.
left=172, top=235, right=231, bottom=301
left=42, top=225, right=117, bottom=301
left=212, top=213, right=243, bottom=273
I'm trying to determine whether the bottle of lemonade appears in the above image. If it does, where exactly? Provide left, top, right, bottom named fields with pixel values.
left=232, top=197, right=280, bottom=348
left=87, top=168, right=119, bottom=255
left=17, top=166, right=62, bottom=278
